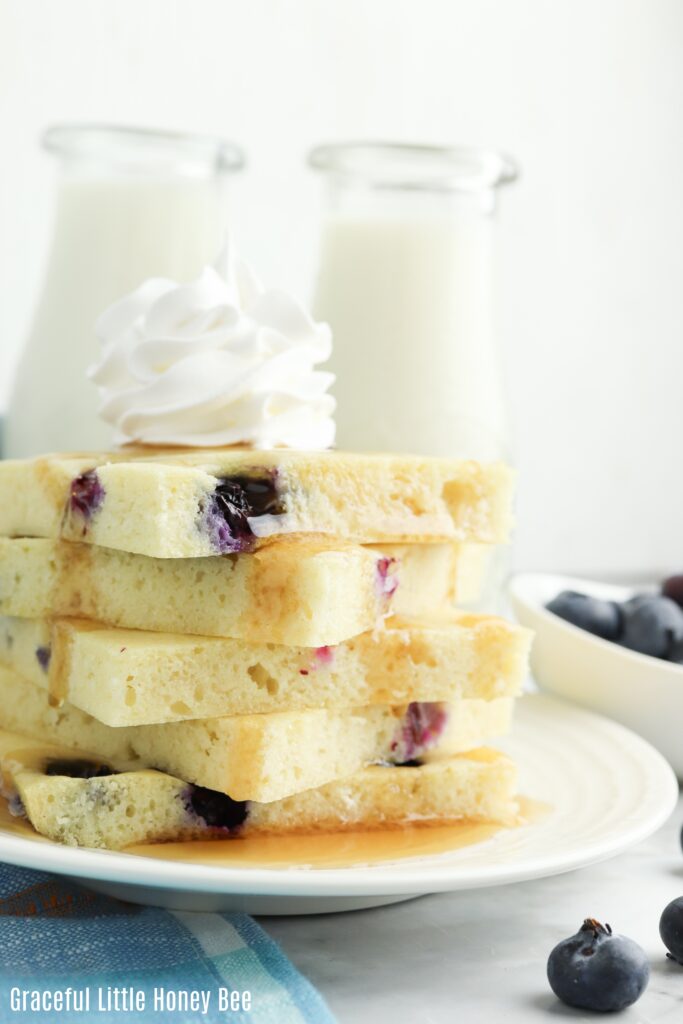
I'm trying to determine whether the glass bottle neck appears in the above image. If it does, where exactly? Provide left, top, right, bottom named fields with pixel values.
left=310, top=141, right=517, bottom=218
left=43, top=124, right=245, bottom=183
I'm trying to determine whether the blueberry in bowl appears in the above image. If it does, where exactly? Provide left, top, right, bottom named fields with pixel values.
left=662, top=574, right=683, bottom=608
left=509, top=572, right=683, bottom=777
left=546, top=591, right=622, bottom=641
left=620, top=595, right=683, bottom=660
left=545, top=580, right=683, bottom=665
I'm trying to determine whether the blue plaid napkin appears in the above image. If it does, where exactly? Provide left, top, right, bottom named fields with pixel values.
left=0, top=863, right=336, bottom=1023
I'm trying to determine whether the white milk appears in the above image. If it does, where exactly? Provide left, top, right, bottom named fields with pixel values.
left=6, top=176, right=229, bottom=457
left=313, top=212, right=507, bottom=460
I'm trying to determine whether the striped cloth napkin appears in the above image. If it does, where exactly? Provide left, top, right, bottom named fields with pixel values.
left=0, top=863, right=336, bottom=1024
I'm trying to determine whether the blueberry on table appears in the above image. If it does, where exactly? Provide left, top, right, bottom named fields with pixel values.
left=545, top=591, right=622, bottom=640
left=662, top=575, right=683, bottom=608
left=660, top=896, right=683, bottom=964
left=620, top=594, right=683, bottom=659
left=547, top=918, right=649, bottom=1012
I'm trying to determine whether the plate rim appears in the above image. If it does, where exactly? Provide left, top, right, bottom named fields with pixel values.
left=0, top=693, right=676, bottom=897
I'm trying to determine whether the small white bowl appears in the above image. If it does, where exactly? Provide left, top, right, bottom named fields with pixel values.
left=509, top=571, right=683, bottom=778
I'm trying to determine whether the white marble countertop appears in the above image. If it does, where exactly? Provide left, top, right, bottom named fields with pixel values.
left=265, top=794, right=683, bottom=1023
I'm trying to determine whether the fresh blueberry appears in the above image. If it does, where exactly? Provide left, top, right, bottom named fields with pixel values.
left=662, top=575, right=683, bottom=609
left=201, top=471, right=284, bottom=553
left=8, top=793, right=25, bottom=817
left=69, top=470, right=105, bottom=520
left=186, top=784, right=249, bottom=832
left=546, top=591, right=622, bottom=640
left=391, top=703, right=448, bottom=763
left=620, top=594, right=683, bottom=659
left=547, top=918, right=649, bottom=1012
left=44, top=758, right=118, bottom=779
left=35, top=646, right=51, bottom=672
left=660, top=896, right=683, bottom=964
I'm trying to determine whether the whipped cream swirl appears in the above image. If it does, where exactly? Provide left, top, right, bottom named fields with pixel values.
left=89, top=248, right=336, bottom=449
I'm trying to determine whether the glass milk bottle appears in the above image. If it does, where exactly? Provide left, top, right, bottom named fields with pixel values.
left=309, top=143, right=517, bottom=460
left=5, top=125, right=244, bottom=457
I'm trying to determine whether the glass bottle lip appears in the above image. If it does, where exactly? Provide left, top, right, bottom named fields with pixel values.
left=43, top=123, right=246, bottom=177
left=308, top=141, right=518, bottom=193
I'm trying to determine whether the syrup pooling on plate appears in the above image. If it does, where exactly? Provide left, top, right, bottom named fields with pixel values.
left=126, top=800, right=549, bottom=869
left=0, top=792, right=549, bottom=867
left=128, top=823, right=506, bottom=868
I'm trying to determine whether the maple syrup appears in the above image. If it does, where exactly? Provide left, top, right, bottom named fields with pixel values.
left=126, top=798, right=549, bottom=869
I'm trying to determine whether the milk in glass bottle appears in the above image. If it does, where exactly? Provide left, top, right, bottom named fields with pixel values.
left=309, top=143, right=517, bottom=461
left=6, top=125, right=244, bottom=456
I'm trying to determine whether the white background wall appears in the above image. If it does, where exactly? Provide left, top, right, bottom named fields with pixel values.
left=1, top=0, right=681, bottom=575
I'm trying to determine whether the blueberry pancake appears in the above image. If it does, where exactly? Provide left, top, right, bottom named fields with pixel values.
left=0, top=449, right=513, bottom=558
left=0, top=728, right=519, bottom=850
left=0, top=536, right=490, bottom=647
left=0, top=613, right=531, bottom=724
left=0, top=666, right=514, bottom=804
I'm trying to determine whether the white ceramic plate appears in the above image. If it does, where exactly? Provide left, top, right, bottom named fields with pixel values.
left=510, top=572, right=683, bottom=776
left=0, top=694, right=675, bottom=914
